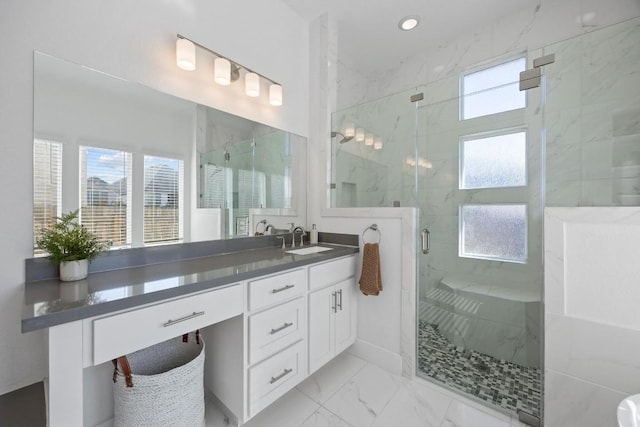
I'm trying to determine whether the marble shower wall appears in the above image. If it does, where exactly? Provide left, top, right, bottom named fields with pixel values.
left=544, top=17, right=640, bottom=207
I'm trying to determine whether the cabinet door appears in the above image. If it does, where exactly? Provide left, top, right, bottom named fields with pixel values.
left=334, top=278, right=356, bottom=355
left=308, top=286, right=335, bottom=374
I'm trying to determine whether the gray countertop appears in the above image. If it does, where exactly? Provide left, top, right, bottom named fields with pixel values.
left=22, top=243, right=359, bottom=333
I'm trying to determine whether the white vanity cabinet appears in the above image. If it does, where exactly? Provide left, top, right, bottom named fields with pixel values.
left=206, top=255, right=356, bottom=425
left=308, top=257, right=357, bottom=374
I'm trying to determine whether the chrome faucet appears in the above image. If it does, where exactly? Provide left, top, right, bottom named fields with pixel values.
left=292, top=226, right=306, bottom=247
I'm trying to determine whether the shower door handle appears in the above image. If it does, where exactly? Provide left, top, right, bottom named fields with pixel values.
left=421, top=228, right=430, bottom=254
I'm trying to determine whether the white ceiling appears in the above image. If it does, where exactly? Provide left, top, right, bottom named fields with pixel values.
left=283, top=0, right=539, bottom=74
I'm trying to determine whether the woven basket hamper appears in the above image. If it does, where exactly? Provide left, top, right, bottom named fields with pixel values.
left=112, top=331, right=205, bottom=427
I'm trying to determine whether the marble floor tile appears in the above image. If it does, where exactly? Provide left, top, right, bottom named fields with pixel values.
left=243, top=388, right=320, bottom=427
left=299, top=408, right=353, bottom=427
left=441, top=399, right=511, bottom=427
left=297, top=351, right=367, bottom=404
left=323, top=363, right=402, bottom=427
left=370, top=377, right=452, bottom=427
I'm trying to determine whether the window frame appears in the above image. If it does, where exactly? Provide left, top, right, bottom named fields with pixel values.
left=459, top=127, right=528, bottom=190
left=459, top=55, right=527, bottom=121
left=458, top=203, right=528, bottom=264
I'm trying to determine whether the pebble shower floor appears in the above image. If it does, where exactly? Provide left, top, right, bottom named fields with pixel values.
left=417, top=320, right=541, bottom=418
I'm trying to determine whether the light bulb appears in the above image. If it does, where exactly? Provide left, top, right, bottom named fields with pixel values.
left=245, top=72, right=260, bottom=97
left=176, top=39, right=196, bottom=71
left=269, top=84, right=283, bottom=106
left=214, top=58, right=231, bottom=85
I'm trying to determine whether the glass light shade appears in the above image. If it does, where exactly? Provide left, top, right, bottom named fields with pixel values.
left=269, top=84, right=283, bottom=106
left=344, top=124, right=355, bottom=138
left=245, top=72, right=260, bottom=97
left=214, top=58, right=231, bottom=85
left=176, top=39, right=196, bottom=71
left=365, top=134, right=374, bottom=146
left=355, top=128, right=365, bottom=142
left=374, top=137, right=383, bottom=150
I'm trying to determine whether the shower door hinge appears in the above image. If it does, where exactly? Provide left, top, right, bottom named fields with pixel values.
left=410, top=93, right=424, bottom=103
left=330, top=183, right=336, bottom=189
left=519, top=67, right=541, bottom=91
left=533, top=53, right=555, bottom=68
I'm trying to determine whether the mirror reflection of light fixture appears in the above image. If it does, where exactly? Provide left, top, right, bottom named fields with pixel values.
left=364, top=134, right=374, bottom=146
left=176, top=34, right=282, bottom=106
left=355, top=128, right=365, bottom=142
left=176, top=38, right=196, bottom=70
left=374, top=137, right=383, bottom=150
left=344, top=124, right=355, bottom=138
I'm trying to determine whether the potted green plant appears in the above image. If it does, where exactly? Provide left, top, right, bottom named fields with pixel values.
left=36, top=210, right=106, bottom=281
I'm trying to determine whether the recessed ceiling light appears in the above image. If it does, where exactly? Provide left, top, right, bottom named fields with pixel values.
left=398, top=15, right=420, bottom=31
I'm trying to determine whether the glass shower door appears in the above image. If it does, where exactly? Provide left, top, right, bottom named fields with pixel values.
left=415, top=65, right=544, bottom=420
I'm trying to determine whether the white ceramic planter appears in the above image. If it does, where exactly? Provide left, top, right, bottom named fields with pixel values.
left=59, top=259, right=89, bottom=282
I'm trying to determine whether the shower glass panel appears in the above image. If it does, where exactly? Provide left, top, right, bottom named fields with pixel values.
left=543, top=17, right=640, bottom=207
left=415, top=66, right=544, bottom=419
left=330, top=87, right=425, bottom=208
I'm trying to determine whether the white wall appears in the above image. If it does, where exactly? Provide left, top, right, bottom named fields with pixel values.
left=544, top=208, right=640, bottom=426
left=0, top=0, right=308, bottom=395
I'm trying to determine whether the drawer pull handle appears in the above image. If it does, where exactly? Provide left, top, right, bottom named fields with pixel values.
left=269, top=368, right=293, bottom=384
left=270, top=322, right=294, bottom=335
left=163, top=311, right=205, bottom=327
left=271, top=284, right=295, bottom=294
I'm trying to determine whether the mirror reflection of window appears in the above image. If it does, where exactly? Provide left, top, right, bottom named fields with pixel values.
left=143, top=155, right=184, bottom=245
left=79, top=146, right=132, bottom=248
left=33, top=139, right=62, bottom=254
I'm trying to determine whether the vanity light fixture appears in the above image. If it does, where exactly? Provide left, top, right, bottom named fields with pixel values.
left=398, top=15, right=420, bottom=31
left=176, top=34, right=283, bottom=106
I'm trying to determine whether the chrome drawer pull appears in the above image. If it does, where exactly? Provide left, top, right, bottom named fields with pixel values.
left=269, top=368, right=293, bottom=384
left=163, top=311, right=205, bottom=327
left=271, top=284, right=295, bottom=294
left=270, top=322, right=294, bottom=335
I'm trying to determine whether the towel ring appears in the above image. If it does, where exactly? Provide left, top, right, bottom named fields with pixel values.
left=362, top=224, right=381, bottom=244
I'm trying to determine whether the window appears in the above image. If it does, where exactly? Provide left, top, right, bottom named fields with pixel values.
left=33, top=139, right=62, bottom=253
left=460, top=130, right=527, bottom=189
left=80, top=146, right=132, bottom=247
left=144, top=155, right=184, bottom=244
left=460, top=204, right=527, bottom=263
left=461, top=57, right=526, bottom=120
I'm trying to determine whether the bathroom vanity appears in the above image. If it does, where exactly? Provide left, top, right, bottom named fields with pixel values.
left=22, top=236, right=358, bottom=426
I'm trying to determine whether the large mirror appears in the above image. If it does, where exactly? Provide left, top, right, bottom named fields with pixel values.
left=33, top=52, right=307, bottom=249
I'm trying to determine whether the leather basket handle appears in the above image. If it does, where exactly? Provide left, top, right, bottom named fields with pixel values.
left=112, top=356, right=133, bottom=388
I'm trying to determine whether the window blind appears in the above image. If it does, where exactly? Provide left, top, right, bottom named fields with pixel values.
left=33, top=139, right=62, bottom=253
left=143, top=155, right=184, bottom=244
left=80, top=146, right=132, bottom=247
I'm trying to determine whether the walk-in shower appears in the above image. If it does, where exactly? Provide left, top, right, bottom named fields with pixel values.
left=330, top=17, right=639, bottom=425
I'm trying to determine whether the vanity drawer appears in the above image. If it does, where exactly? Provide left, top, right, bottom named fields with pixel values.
left=93, top=284, right=243, bottom=365
left=248, top=297, right=305, bottom=364
left=248, top=269, right=305, bottom=311
left=309, top=256, right=356, bottom=291
left=248, top=340, right=306, bottom=418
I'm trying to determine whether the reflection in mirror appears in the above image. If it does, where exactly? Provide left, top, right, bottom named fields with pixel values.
left=33, top=52, right=307, bottom=251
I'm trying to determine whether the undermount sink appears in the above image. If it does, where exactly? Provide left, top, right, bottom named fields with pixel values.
left=285, top=246, right=334, bottom=255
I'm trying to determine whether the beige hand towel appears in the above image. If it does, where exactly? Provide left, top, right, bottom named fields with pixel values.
left=359, top=243, right=383, bottom=296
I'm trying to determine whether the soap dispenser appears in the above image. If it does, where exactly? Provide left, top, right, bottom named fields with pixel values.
left=310, top=224, right=318, bottom=244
